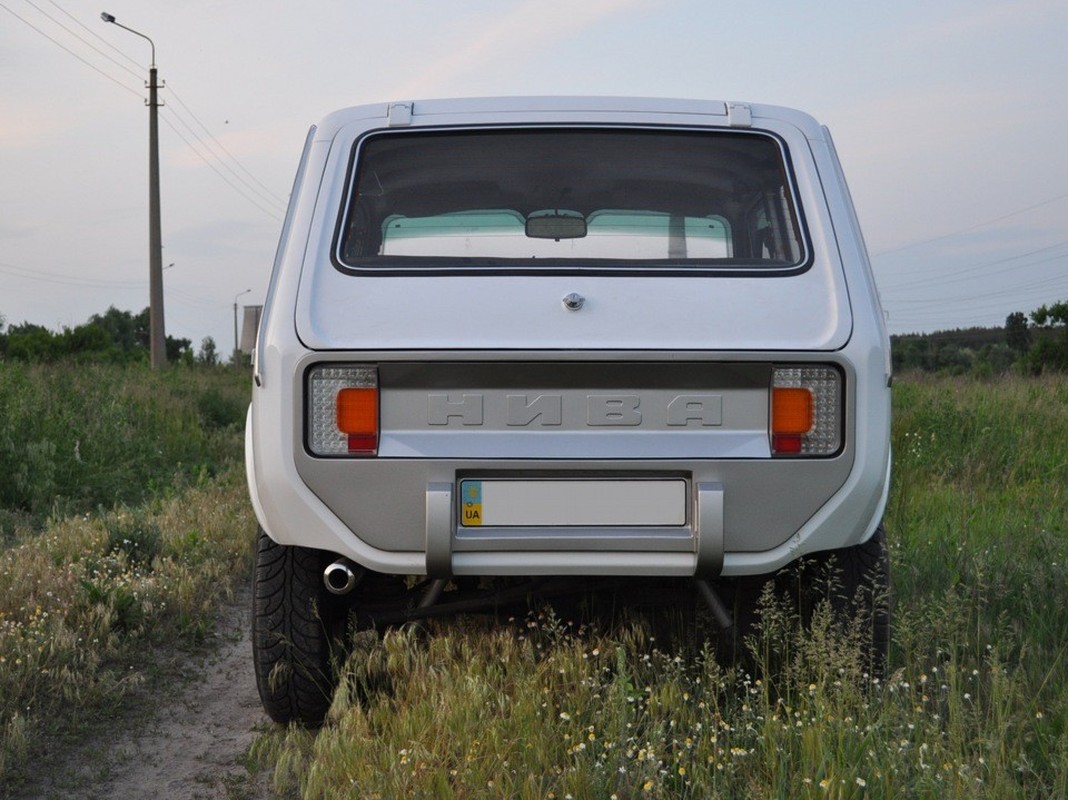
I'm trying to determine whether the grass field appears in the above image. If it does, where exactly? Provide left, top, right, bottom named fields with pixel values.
left=0, top=363, right=253, bottom=786
left=0, top=361, right=248, bottom=531
left=1, top=367, right=1066, bottom=798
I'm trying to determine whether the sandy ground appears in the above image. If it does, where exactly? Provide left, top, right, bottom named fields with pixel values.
left=17, top=589, right=276, bottom=800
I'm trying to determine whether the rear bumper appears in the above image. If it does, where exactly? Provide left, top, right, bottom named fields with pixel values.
left=249, top=440, right=888, bottom=577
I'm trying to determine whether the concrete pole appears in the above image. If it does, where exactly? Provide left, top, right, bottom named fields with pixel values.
left=148, top=64, right=166, bottom=368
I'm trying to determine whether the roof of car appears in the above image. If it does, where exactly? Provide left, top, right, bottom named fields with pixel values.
left=311, top=96, right=824, bottom=142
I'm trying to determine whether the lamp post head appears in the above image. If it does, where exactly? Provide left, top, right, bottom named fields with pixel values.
left=99, top=11, right=155, bottom=67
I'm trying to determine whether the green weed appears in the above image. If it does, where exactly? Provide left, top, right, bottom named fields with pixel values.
left=0, top=361, right=248, bottom=521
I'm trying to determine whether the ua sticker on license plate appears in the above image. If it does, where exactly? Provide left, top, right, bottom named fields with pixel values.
left=458, top=480, right=686, bottom=528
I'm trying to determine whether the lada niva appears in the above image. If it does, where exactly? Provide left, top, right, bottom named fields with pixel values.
left=246, top=96, right=892, bottom=724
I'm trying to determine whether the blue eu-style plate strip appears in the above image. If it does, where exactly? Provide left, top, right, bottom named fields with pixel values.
left=460, top=480, right=483, bottom=526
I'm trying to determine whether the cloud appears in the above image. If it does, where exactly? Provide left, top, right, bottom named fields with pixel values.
left=385, top=0, right=658, bottom=99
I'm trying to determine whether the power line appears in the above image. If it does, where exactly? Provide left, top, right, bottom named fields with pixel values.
left=887, top=271, right=1068, bottom=306
left=46, top=0, right=142, bottom=70
left=0, top=0, right=143, bottom=98
left=8, top=0, right=286, bottom=220
left=877, top=242, right=1068, bottom=332
left=159, top=112, right=284, bottom=221
left=877, top=242, right=1068, bottom=293
left=167, top=85, right=289, bottom=206
left=0, top=260, right=144, bottom=289
left=884, top=285, right=1068, bottom=328
left=871, top=192, right=1068, bottom=258
left=162, top=99, right=287, bottom=212
left=0, top=262, right=254, bottom=334
left=23, top=0, right=144, bottom=81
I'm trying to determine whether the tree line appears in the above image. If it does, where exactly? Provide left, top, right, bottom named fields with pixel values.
left=3, top=300, right=1066, bottom=375
left=0, top=306, right=226, bottom=366
left=892, top=301, right=1068, bottom=376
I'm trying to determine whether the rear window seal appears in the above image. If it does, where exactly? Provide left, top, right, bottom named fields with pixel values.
left=330, top=123, right=813, bottom=279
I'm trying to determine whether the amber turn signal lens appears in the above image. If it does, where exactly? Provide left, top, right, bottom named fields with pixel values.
left=771, top=387, right=813, bottom=435
left=336, top=387, right=378, bottom=454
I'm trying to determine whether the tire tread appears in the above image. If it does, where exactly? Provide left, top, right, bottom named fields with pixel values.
left=252, top=528, right=338, bottom=726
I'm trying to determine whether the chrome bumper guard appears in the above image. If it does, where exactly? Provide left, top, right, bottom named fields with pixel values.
left=424, top=481, right=723, bottom=578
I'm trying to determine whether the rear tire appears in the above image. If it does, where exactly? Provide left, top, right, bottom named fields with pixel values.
left=252, top=527, right=345, bottom=726
left=818, top=524, right=892, bottom=676
left=728, top=525, right=891, bottom=676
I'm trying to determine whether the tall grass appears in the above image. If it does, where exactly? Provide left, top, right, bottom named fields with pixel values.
left=0, top=361, right=254, bottom=787
left=890, top=374, right=1068, bottom=670
left=254, top=373, right=1068, bottom=798
left=0, top=470, right=256, bottom=785
left=0, top=362, right=247, bottom=529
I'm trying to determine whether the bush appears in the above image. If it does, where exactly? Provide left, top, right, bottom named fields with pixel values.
left=0, top=362, right=248, bottom=520
left=197, top=387, right=247, bottom=430
left=105, top=512, right=163, bottom=566
left=0, top=308, right=191, bottom=364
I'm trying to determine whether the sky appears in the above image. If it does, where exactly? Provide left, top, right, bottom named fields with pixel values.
left=2, top=0, right=1067, bottom=352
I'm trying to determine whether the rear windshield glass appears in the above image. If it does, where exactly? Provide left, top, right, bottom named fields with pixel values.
left=337, top=128, right=806, bottom=273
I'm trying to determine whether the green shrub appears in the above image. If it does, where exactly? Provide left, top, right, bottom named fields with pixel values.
left=105, top=512, right=163, bottom=566
left=0, top=362, right=248, bottom=521
left=196, top=386, right=247, bottom=430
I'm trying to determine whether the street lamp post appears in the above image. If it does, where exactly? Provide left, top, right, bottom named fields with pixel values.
left=234, top=289, right=251, bottom=361
left=101, top=12, right=166, bottom=369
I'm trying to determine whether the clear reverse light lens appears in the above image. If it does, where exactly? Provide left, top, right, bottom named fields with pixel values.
left=307, top=365, right=377, bottom=456
left=771, top=365, right=842, bottom=456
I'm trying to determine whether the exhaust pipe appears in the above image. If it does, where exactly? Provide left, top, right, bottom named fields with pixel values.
left=693, top=579, right=735, bottom=632
left=323, top=559, right=358, bottom=595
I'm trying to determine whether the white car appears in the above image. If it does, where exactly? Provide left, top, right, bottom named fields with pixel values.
left=246, top=96, right=892, bottom=724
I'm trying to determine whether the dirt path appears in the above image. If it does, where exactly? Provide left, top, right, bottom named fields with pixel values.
left=21, top=589, right=275, bottom=800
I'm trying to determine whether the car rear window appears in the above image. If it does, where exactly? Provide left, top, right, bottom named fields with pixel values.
left=336, top=128, right=807, bottom=274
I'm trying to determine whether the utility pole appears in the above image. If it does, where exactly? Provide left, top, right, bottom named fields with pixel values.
left=102, top=12, right=166, bottom=368
left=147, top=58, right=165, bottom=368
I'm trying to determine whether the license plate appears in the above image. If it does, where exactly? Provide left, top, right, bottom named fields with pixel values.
left=459, top=479, right=686, bottom=527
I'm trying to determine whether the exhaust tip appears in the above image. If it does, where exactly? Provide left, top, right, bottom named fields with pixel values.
left=323, top=559, right=357, bottom=595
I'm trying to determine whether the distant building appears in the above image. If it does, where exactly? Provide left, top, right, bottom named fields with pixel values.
left=240, top=305, right=263, bottom=354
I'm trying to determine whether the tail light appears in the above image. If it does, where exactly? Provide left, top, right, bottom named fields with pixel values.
left=770, top=366, right=842, bottom=457
left=307, top=365, right=379, bottom=456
